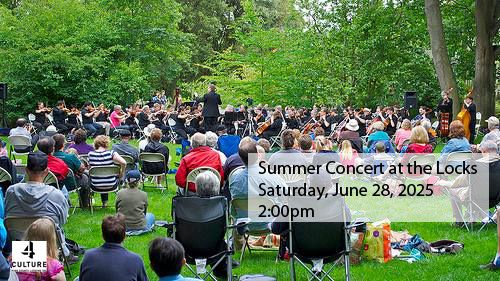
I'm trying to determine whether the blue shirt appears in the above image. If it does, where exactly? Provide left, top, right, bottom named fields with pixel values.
left=438, top=137, right=471, bottom=162
left=367, top=131, right=390, bottom=147
left=159, top=274, right=201, bottom=281
left=80, top=243, right=148, bottom=281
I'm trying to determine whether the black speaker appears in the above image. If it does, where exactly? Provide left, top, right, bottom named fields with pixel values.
left=0, top=83, right=7, bottom=100
left=404, top=91, right=417, bottom=109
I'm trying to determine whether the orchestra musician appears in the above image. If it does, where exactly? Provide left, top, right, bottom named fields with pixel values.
left=262, top=111, right=283, bottom=140
left=150, top=103, right=168, bottom=131
left=381, top=106, right=398, bottom=137
left=66, top=105, right=81, bottom=132
left=34, top=102, right=51, bottom=132
left=171, top=106, right=196, bottom=140
left=436, top=88, right=453, bottom=139
left=411, top=106, right=431, bottom=126
left=52, top=100, right=74, bottom=135
left=95, top=103, right=111, bottom=136
left=318, top=108, right=331, bottom=135
left=109, top=105, right=133, bottom=134
left=81, top=102, right=104, bottom=137
left=137, top=105, right=151, bottom=128
left=354, top=108, right=372, bottom=136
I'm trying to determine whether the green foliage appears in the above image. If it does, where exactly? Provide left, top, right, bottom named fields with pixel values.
left=0, top=0, right=188, bottom=123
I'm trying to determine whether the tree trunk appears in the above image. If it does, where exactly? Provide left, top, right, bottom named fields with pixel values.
left=473, top=0, right=498, bottom=127
left=424, top=0, right=459, bottom=116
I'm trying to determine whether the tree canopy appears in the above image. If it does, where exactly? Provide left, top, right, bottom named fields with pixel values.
left=0, top=0, right=496, bottom=123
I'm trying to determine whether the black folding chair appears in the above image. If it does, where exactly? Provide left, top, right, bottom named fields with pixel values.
left=171, top=196, right=238, bottom=281
left=287, top=198, right=360, bottom=281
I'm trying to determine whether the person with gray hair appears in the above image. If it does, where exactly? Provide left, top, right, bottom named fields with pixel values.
left=420, top=120, right=436, bottom=144
left=175, top=132, right=224, bottom=195
left=477, top=116, right=500, bottom=153
left=110, top=104, right=132, bottom=134
left=195, top=171, right=220, bottom=197
left=206, top=131, right=227, bottom=164
left=190, top=132, right=206, bottom=148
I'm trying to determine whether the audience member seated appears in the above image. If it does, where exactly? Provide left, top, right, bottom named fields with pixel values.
left=394, top=119, right=412, bottom=151
left=112, top=129, right=139, bottom=165
left=88, top=135, right=126, bottom=208
left=37, top=137, right=69, bottom=186
left=143, top=128, right=169, bottom=188
left=116, top=170, right=155, bottom=232
left=268, top=129, right=307, bottom=166
left=0, top=141, right=7, bottom=158
left=67, top=129, right=94, bottom=155
left=438, top=141, right=499, bottom=228
left=367, top=121, right=390, bottom=148
left=405, top=126, right=433, bottom=154
left=298, top=134, right=314, bottom=163
left=195, top=171, right=220, bottom=197
left=312, top=136, right=338, bottom=166
left=17, top=218, right=65, bottom=281
left=230, top=140, right=284, bottom=232
left=79, top=214, right=148, bottom=281
left=39, top=125, right=58, bottom=138
left=176, top=133, right=224, bottom=195
left=438, top=120, right=471, bottom=162
left=149, top=237, right=202, bottom=281
left=339, top=119, right=363, bottom=153
left=49, top=134, right=89, bottom=191
left=339, top=140, right=359, bottom=166
left=0, top=154, right=19, bottom=194
left=477, top=116, right=499, bottom=152
left=5, top=152, right=73, bottom=261
left=206, top=131, right=227, bottom=165
left=257, top=138, right=271, bottom=153
left=139, top=124, right=155, bottom=152
left=421, top=120, right=437, bottom=145
left=9, top=118, right=36, bottom=152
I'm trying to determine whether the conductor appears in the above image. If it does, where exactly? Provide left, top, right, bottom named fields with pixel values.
left=198, top=84, right=222, bottom=132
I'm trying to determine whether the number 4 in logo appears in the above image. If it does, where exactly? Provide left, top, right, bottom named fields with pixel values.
left=22, top=241, right=35, bottom=259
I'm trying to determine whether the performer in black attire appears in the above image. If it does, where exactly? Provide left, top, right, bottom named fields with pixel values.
left=436, top=88, right=453, bottom=139
left=382, top=106, right=398, bottom=137
left=355, top=108, right=372, bottom=136
left=137, top=105, right=151, bottom=128
left=34, top=102, right=51, bottom=132
left=262, top=111, right=283, bottom=140
left=198, top=84, right=222, bottom=132
left=52, top=101, right=73, bottom=134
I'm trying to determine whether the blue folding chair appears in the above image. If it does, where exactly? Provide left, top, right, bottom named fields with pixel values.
left=218, top=135, right=241, bottom=157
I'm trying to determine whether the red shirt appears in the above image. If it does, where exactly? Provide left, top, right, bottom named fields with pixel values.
left=48, top=155, right=69, bottom=181
left=175, top=146, right=225, bottom=192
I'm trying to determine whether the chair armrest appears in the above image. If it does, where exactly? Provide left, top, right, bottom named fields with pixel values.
left=228, top=218, right=251, bottom=235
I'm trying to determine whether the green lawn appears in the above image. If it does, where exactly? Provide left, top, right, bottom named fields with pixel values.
left=6, top=138, right=500, bottom=280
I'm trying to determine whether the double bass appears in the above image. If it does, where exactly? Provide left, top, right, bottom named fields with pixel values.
left=457, top=93, right=472, bottom=141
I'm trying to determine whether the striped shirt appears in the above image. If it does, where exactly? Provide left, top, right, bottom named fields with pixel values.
left=88, top=150, right=118, bottom=187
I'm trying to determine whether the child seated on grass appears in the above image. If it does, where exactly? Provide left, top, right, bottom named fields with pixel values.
left=116, top=170, right=155, bottom=232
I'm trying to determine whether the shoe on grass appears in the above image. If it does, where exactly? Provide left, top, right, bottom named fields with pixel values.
left=480, top=261, right=500, bottom=271
left=66, top=253, right=79, bottom=265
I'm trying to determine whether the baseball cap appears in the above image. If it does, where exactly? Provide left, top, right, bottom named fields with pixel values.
left=126, top=170, right=141, bottom=183
left=27, top=152, right=48, bottom=172
left=486, top=116, right=499, bottom=126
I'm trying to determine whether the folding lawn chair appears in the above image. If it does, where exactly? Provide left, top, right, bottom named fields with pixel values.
left=185, top=167, right=221, bottom=196
left=139, top=152, right=168, bottom=191
left=8, top=135, right=32, bottom=162
left=171, top=196, right=238, bottom=281
left=88, top=165, right=121, bottom=214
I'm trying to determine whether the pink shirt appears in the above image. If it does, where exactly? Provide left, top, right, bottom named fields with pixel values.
left=16, top=257, right=63, bottom=281
left=110, top=111, right=122, bottom=128
left=395, top=129, right=412, bottom=150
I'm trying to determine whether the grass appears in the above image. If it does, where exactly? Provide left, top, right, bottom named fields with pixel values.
left=5, top=138, right=500, bottom=280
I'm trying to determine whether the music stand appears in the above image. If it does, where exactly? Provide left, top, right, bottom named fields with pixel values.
left=243, top=112, right=255, bottom=136
left=182, top=101, right=196, bottom=108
